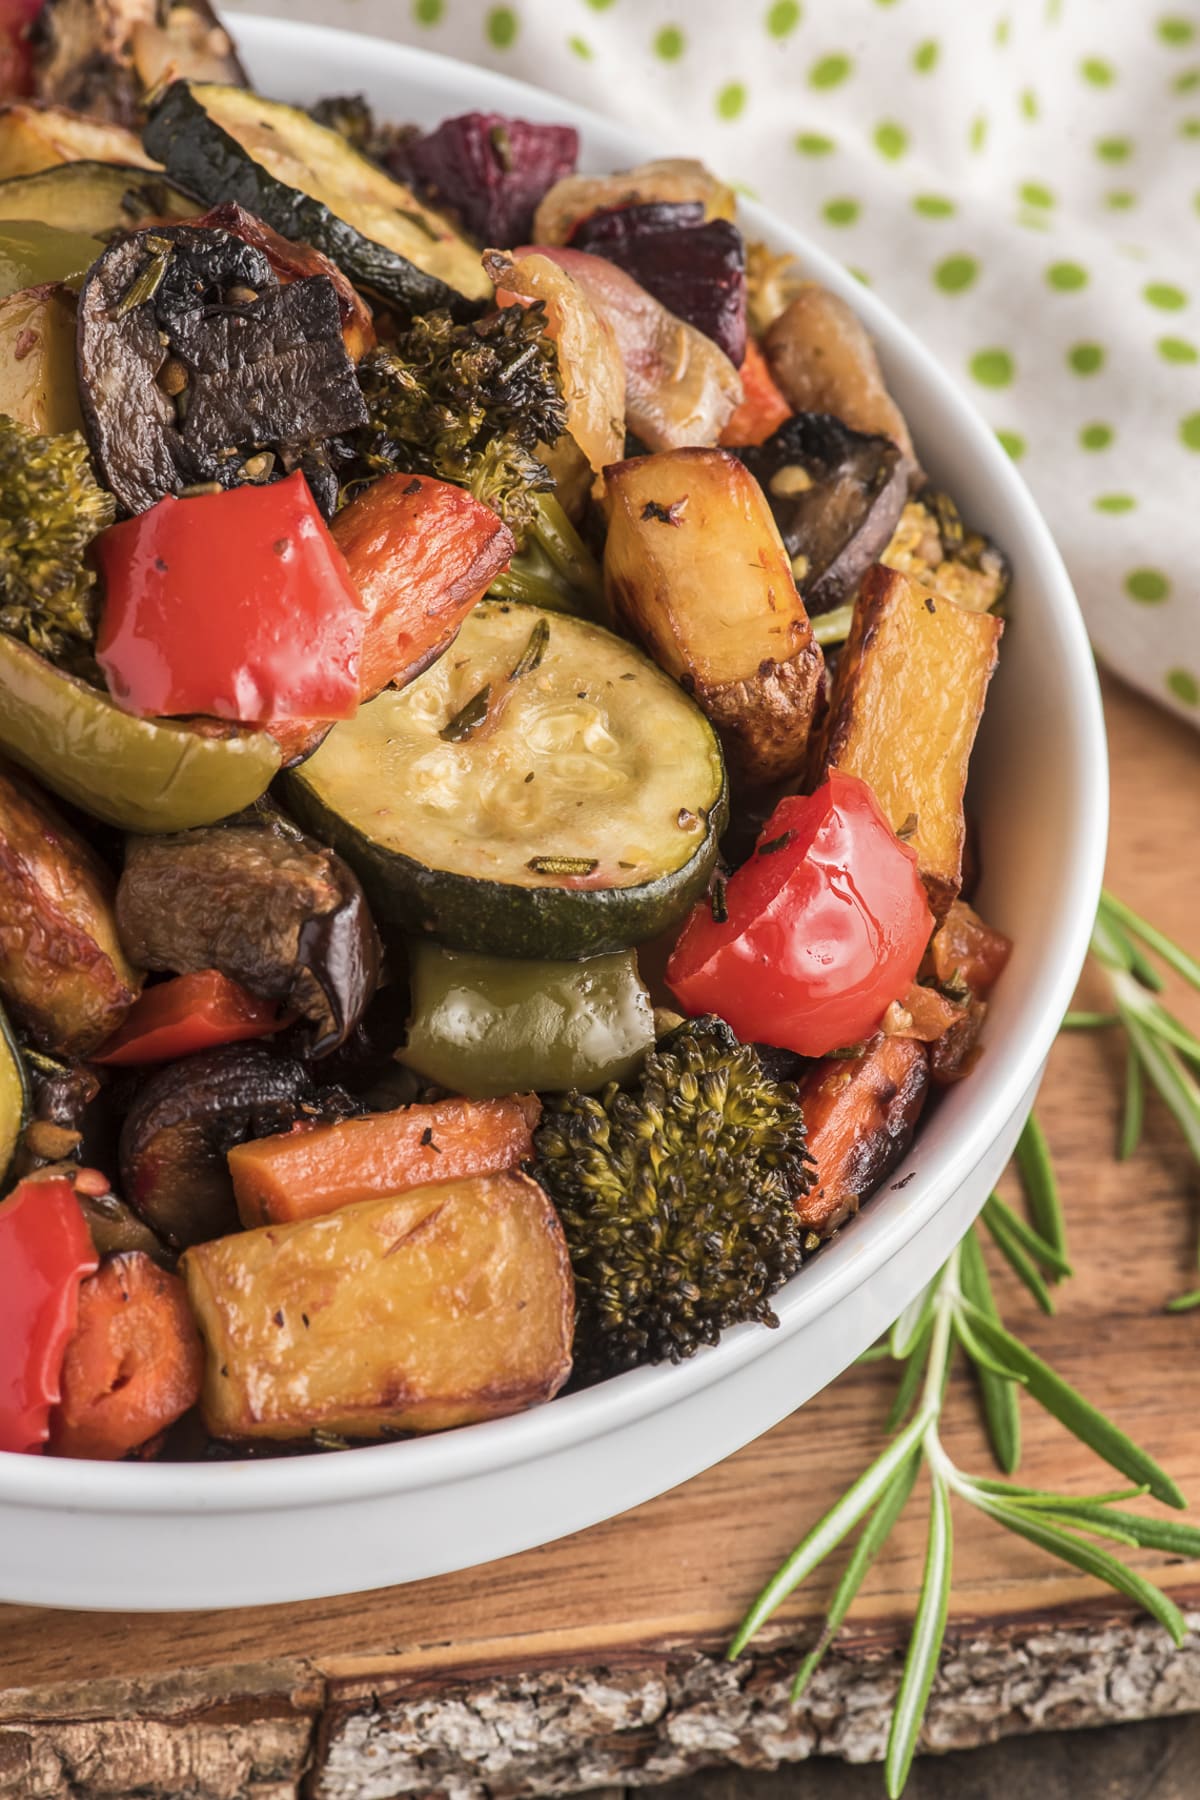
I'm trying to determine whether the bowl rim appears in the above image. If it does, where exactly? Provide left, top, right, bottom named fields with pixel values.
left=2, top=11, right=1109, bottom=1515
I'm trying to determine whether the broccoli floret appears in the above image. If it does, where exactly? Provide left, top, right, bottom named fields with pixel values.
left=533, top=1016, right=815, bottom=1383
left=0, top=416, right=116, bottom=672
left=488, top=492, right=605, bottom=620
left=350, top=303, right=568, bottom=536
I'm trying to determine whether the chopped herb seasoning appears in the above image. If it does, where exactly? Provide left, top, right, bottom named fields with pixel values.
left=526, top=854, right=599, bottom=876
left=440, top=683, right=492, bottom=741
left=508, top=615, right=550, bottom=680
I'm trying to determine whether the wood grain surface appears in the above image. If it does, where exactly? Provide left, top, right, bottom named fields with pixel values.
left=1, top=674, right=1198, bottom=1800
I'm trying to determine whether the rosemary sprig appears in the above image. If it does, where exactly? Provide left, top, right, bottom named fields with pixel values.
left=728, top=1235, right=1199, bottom=1796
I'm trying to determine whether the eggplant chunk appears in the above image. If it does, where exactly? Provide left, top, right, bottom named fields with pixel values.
left=0, top=761, right=141, bottom=1057
left=116, top=822, right=381, bottom=1056
left=763, top=285, right=917, bottom=475
left=734, top=413, right=907, bottom=615
left=32, top=0, right=245, bottom=127
left=797, top=1035, right=930, bottom=1238
left=0, top=283, right=82, bottom=435
left=182, top=1171, right=575, bottom=1442
left=811, top=565, right=1003, bottom=916
left=118, top=1044, right=312, bottom=1248
left=603, top=447, right=823, bottom=787
left=76, top=224, right=367, bottom=517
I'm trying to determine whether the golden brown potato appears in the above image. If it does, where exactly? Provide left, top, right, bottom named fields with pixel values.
left=812, top=565, right=1002, bottom=915
left=797, top=1034, right=930, bottom=1238
left=0, top=102, right=156, bottom=178
left=0, top=283, right=82, bottom=435
left=183, top=1172, right=575, bottom=1442
left=0, top=762, right=141, bottom=1056
left=763, top=285, right=916, bottom=472
left=604, top=447, right=824, bottom=787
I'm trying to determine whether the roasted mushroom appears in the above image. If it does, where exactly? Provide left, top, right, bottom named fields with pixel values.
left=32, top=0, right=246, bottom=127
left=76, top=223, right=368, bottom=516
left=735, top=413, right=908, bottom=615
left=118, top=1043, right=313, bottom=1247
left=116, top=820, right=381, bottom=1057
left=12, top=1054, right=100, bottom=1172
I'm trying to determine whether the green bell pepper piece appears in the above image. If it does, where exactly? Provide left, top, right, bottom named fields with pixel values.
left=400, top=942, right=655, bottom=1099
left=0, top=631, right=282, bottom=833
left=0, top=222, right=104, bottom=300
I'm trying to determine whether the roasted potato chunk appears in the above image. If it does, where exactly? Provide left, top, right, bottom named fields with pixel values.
left=0, top=761, right=140, bottom=1057
left=0, top=102, right=155, bottom=178
left=0, top=284, right=82, bottom=435
left=797, top=1034, right=930, bottom=1238
left=604, top=447, right=823, bottom=787
left=812, top=566, right=1002, bottom=915
left=763, top=285, right=916, bottom=474
left=183, top=1172, right=575, bottom=1441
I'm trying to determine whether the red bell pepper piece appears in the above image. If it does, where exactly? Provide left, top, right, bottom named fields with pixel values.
left=91, top=970, right=285, bottom=1067
left=0, top=1175, right=98, bottom=1455
left=0, top=0, right=40, bottom=98
left=667, top=771, right=933, bottom=1059
left=95, top=471, right=368, bottom=726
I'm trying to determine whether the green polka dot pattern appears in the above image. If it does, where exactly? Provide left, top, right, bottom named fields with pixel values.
left=934, top=254, right=978, bottom=292
left=969, top=349, right=1015, bottom=387
left=1126, top=569, right=1171, bottom=603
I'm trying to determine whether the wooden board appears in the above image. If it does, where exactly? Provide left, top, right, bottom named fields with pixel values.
left=1, top=675, right=1198, bottom=1800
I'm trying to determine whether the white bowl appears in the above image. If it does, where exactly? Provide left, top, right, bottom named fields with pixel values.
left=0, top=15, right=1108, bottom=1612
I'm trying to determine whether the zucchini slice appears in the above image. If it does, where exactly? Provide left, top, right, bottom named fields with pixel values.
left=0, top=161, right=201, bottom=235
left=286, top=602, right=728, bottom=960
left=143, top=82, right=489, bottom=317
left=0, top=1001, right=29, bottom=1190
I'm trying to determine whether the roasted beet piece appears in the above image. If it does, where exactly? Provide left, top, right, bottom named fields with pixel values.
left=395, top=112, right=578, bottom=250
left=735, top=412, right=907, bottom=615
left=568, top=201, right=746, bottom=368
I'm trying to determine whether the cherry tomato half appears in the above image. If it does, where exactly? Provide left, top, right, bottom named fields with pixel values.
left=667, top=771, right=933, bottom=1058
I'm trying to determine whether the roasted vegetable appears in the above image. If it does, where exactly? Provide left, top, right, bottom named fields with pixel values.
left=734, top=412, right=907, bottom=615
left=183, top=1171, right=575, bottom=1441
left=0, top=220, right=103, bottom=298
left=0, top=284, right=81, bottom=435
left=0, top=100, right=155, bottom=177
left=796, top=1034, right=930, bottom=1238
left=398, top=110, right=578, bottom=248
left=718, top=337, right=791, bottom=449
left=812, top=565, right=1003, bottom=915
left=116, top=820, right=380, bottom=1057
left=32, top=0, right=245, bottom=125
left=76, top=223, right=367, bottom=517
left=76, top=1187, right=170, bottom=1267
left=230, top=1092, right=540, bottom=1227
left=569, top=201, right=747, bottom=368
left=926, top=899, right=1012, bottom=998
left=0, top=761, right=140, bottom=1058
left=143, top=81, right=489, bottom=314
left=763, top=285, right=916, bottom=473
left=400, top=943, right=655, bottom=1098
left=50, top=1251, right=204, bottom=1460
left=509, top=245, right=742, bottom=452
left=534, top=1016, right=812, bottom=1381
left=533, top=156, right=735, bottom=246
left=285, top=601, right=727, bottom=960
left=349, top=302, right=566, bottom=536
left=485, top=248, right=625, bottom=480
left=10, top=1056, right=99, bottom=1172
left=191, top=200, right=375, bottom=362
left=306, top=93, right=402, bottom=166
left=487, top=490, right=604, bottom=619
left=92, top=969, right=284, bottom=1066
left=0, top=998, right=29, bottom=1185
left=118, top=1043, right=314, bottom=1247
left=0, top=413, right=115, bottom=672
left=603, top=447, right=823, bottom=787
left=0, top=628, right=281, bottom=832
left=0, top=160, right=201, bottom=234
left=0, top=1171, right=97, bottom=1452
left=881, top=492, right=1011, bottom=615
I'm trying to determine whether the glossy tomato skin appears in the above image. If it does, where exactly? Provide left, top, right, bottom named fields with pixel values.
left=666, top=771, right=933, bottom=1058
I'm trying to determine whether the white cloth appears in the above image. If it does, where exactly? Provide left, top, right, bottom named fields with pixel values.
left=225, top=0, right=1200, bottom=723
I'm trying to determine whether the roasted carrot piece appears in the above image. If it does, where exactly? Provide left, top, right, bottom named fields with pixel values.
left=50, top=1253, right=204, bottom=1461
left=228, top=1093, right=541, bottom=1228
left=718, top=337, right=792, bottom=448
left=797, top=1035, right=929, bottom=1239
left=927, top=900, right=1012, bottom=998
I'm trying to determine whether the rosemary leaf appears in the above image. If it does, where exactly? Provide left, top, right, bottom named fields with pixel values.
left=1101, top=889, right=1200, bottom=993
left=1013, top=1113, right=1067, bottom=1263
left=885, top=1465, right=952, bottom=1799
left=439, top=683, right=491, bottom=741
left=959, top=1231, right=1021, bottom=1474
left=1167, top=1289, right=1200, bottom=1313
left=952, top=1305, right=1027, bottom=1385
left=1007, top=1499, right=1200, bottom=1557
left=1061, top=1010, right=1120, bottom=1030
left=890, top=1277, right=938, bottom=1360
left=791, top=1447, right=922, bottom=1702
left=1119, top=1007, right=1200, bottom=1166
left=981, top=1200, right=1055, bottom=1314
left=1118, top=1040, right=1146, bottom=1163
left=885, top=1319, right=933, bottom=1433
left=982, top=1194, right=1072, bottom=1279
left=508, top=615, right=550, bottom=680
left=960, top=1304, right=1187, bottom=1508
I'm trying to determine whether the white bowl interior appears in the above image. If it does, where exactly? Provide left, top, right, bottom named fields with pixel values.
left=0, top=17, right=1107, bottom=1536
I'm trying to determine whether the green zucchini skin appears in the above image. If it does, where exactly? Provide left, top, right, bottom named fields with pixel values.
left=0, top=163, right=202, bottom=236
left=0, top=1001, right=30, bottom=1191
left=143, top=83, right=482, bottom=320
left=284, top=604, right=729, bottom=961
